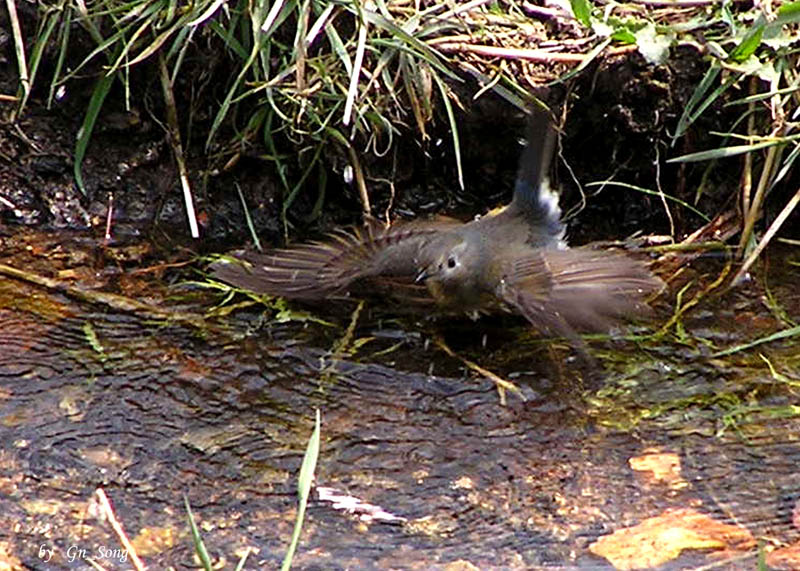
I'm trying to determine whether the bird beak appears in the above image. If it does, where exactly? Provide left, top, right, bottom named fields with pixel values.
left=415, top=268, right=429, bottom=283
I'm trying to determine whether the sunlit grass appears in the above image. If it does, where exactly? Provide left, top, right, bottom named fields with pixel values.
left=7, top=0, right=800, bottom=273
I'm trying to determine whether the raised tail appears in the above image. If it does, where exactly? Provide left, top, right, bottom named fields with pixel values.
left=509, top=107, right=564, bottom=245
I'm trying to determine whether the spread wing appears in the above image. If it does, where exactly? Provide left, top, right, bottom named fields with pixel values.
left=496, top=247, right=662, bottom=339
left=210, top=219, right=458, bottom=300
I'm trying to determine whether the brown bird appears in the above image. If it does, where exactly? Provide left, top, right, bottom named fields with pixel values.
left=212, top=109, right=662, bottom=344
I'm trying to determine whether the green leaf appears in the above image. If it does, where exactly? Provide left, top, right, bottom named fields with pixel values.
left=570, top=0, right=592, bottom=28
left=773, top=1, right=800, bottom=26
left=728, top=13, right=765, bottom=63
left=611, top=28, right=636, bottom=44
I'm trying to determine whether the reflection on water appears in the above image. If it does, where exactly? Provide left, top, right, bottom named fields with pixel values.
left=0, top=241, right=799, bottom=569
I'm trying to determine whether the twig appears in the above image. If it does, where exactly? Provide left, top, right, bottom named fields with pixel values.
left=657, top=259, right=731, bottom=338
left=0, top=194, right=16, bottom=209
left=295, top=0, right=310, bottom=96
left=85, top=558, right=109, bottom=570
left=94, top=488, right=146, bottom=571
left=431, top=41, right=637, bottom=63
left=739, top=78, right=757, bottom=225
left=104, top=192, right=114, bottom=243
left=737, top=126, right=784, bottom=255
left=433, top=335, right=524, bottom=405
left=0, top=262, right=212, bottom=330
left=630, top=0, right=743, bottom=5
left=436, top=0, right=496, bottom=21
left=653, top=209, right=738, bottom=279
left=733, top=184, right=800, bottom=285
left=521, top=3, right=572, bottom=21
left=654, top=145, right=675, bottom=239
left=6, top=0, right=29, bottom=115
left=329, top=300, right=364, bottom=358
left=320, top=300, right=365, bottom=380
left=158, top=53, right=200, bottom=238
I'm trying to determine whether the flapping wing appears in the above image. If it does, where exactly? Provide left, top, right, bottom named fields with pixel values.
left=211, top=219, right=457, bottom=300
left=496, top=247, right=662, bottom=339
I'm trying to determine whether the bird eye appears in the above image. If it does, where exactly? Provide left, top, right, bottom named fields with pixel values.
left=447, top=256, right=457, bottom=269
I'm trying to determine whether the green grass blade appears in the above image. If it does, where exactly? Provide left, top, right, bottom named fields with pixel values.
left=207, top=20, right=247, bottom=58
left=550, top=36, right=611, bottom=85
left=729, top=13, right=765, bottom=63
left=673, top=63, right=720, bottom=142
left=326, top=24, right=353, bottom=75
left=20, top=5, right=62, bottom=113
left=354, top=8, right=459, bottom=81
left=74, top=72, right=114, bottom=195
left=770, top=139, right=800, bottom=191
left=711, top=325, right=800, bottom=357
left=724, top=84, right=800, bottom=106
left=261, top=0, right=288, bottom=34
left=433, top=73, right=463, bottom=190
left=667, top=137, right=796, bottom=163
left=184, top=495, right=213, bottom=571
left=187, top=0, right=228, bottom=26
left=585, top=181, right=711, bottom=221
left=235, top=182, right=263, bottom=251
left=207, top=49, right=257, bottom=149
left=233, top=548, right=252, bottom=571
left=281, top=409, right=321, bottom=571
left=8, top=0, right=30, bottom=110
left=343, top=0, right=368, bottom=126
left=282, top=142, right=325, bottom=217
left=47, top=5, right=72, bottom=108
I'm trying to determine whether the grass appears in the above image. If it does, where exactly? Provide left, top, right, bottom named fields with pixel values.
left=184, top=409, right=321, bottom=570
left=5, top=0, right=800, bottom=269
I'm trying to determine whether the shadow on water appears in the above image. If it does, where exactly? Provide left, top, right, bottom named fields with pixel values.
left=1, top=235, right=799, bottom=569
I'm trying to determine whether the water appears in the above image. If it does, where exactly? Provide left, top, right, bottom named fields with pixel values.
left=1, top=234, right=798, bottom=569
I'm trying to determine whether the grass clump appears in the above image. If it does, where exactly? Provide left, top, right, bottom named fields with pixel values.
left=5, top=0, right=800, bottom=275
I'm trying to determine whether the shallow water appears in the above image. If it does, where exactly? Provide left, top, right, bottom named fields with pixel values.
left=1, top=234, right=799, bottom=570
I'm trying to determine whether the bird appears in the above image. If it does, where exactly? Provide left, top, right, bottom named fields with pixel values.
left=211, top=108, right=662, bottom=346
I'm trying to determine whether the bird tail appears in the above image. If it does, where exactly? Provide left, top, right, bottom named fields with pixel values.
left=510, top=107, right=563, bottom=243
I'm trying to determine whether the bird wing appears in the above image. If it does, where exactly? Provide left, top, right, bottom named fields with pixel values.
left=211, top=219, right=458, bottom=300
left=495, top=247, right=662, bottom=338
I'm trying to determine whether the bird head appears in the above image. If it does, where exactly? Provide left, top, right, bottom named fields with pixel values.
left=416, top=238, right=471, bottom=283
left=413, top=233, right=493, bottom=310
